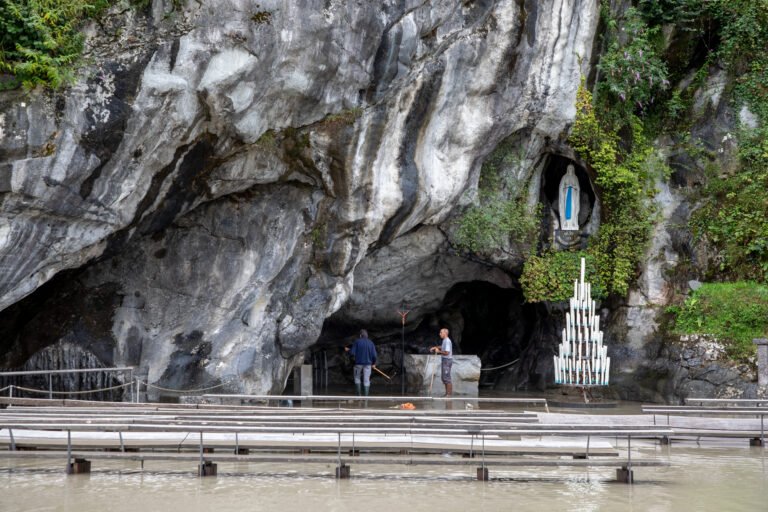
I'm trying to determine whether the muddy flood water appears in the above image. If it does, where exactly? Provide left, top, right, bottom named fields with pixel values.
left=1, top=442, right=766, bottom=511
left=1, top=401, right=767, bottom=511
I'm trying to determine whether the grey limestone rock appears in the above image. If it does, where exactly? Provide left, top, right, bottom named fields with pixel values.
left=1, top=0, right=602, bottom=394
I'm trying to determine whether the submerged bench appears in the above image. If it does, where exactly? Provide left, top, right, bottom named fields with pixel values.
left=685, top=398, right=768, bottom=407
left=641, top=405, right=768, bottom=446
left=0, top=449, right=666, bottom=482
left=0, top=419, right=671, bottom=483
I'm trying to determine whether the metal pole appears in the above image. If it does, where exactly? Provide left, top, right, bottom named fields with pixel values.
left=397, top=306, right=409, bottom=397
left=337, top=432, right=341, bottom=467
left=482, top=433, right=486, bottom=470
left=66, top=430, right=72, bottom=471
left=401, top=322, right=405, bottom=396
left=48, top=374, right=52, bottom=399
left=199, top=432, right=204, bottom=474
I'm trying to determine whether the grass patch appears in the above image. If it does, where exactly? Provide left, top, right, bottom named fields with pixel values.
left=670, top=282, right=768, bottom=360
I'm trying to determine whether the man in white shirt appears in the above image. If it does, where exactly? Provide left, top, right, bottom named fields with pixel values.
left=429, top=327, right=453, bottom=396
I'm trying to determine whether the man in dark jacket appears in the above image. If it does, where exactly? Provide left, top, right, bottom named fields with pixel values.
left=345, top=329, right=377, bottom=396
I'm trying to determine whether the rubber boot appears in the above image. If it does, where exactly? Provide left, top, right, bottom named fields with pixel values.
left=363, top=386, right=370, bottom=396
left=355, top=383, right=361, bottom=396
left=445, top=383, right=453, bottom=397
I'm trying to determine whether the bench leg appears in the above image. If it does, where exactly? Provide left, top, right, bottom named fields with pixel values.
left=616, top=466, right=633, bottom=484
left=750, top=438, right=763, bottom=447
left=660, top=435, right=670, bottom=445
left=336, top=463, right=351, bottom=479
left=198, top=461, right=217, bottom=477
left=476, top=467, right=489, bottom=481
left=66, top=458, right=91, bottom=475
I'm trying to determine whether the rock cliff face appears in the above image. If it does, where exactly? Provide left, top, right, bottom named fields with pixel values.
left=8, top=1, right=757, bottom=403
left=0, top=0, right=601, bottom=396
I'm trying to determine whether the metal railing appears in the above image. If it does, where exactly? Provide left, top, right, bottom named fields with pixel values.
left=0, top=367, right=135, bottom=401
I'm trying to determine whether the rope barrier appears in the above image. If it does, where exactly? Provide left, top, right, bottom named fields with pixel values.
left=141, top=381, right=227, bottom=393
left=12, top=382, right=134, bottom=395
left=480, top=358, right=520, bottom=372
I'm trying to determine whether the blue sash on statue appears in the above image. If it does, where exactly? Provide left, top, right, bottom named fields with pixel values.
left=565, top=187, right=573, bottom=220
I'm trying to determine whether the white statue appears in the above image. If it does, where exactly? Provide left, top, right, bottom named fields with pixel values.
left=558, top=164, right=580, bottom=231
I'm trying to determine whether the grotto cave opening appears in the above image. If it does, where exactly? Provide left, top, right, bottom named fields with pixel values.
left=311, top=281, right=560, bottom=394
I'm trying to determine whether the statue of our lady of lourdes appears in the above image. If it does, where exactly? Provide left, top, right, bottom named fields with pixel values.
left=558, top=164, right=580, bottom=231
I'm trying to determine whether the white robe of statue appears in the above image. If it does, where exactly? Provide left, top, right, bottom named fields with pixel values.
left=558, top=165, right=580, bottom=231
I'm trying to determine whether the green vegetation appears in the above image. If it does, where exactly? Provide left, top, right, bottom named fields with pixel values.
left=255, top=129, right=277, bottom=148
left=683, top=0, right=768, bottom=282
left=595, top=7, right=669, bottom=119
left=0, top=0, right=181, bottom=90
left=520, top=251, right=605, bottom=303
left=321, top=107, right=363, bottom=128
left=0, top=0, right=113, bottom=89
left=519, top=7, right=669, bottom=303
left=309, top=224, right=326, bottom=251
left=520, top=83, right=660, bottom=302
left=571, top=86, right=660, bottom=297
left=453, top=139, right=540, bottom=254
left=453, top=196, right=539, bottom=254
left=671, top=282, right=768, bottom=359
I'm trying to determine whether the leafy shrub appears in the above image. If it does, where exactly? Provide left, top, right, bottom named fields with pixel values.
left=453, top=139, right=540, bottom=255
left=0, top=0, right=113, bottom=88
left=687, top=0, right=768, bottom=282
left=520, top=251, right=605, bottom=303
left=0, top=0, right=167, bottom=89
left=569, top=84, right=657, bottom=297
left=672, top=282, right=768, bottom=360
left=454, top=197, right=539, bottom=254
left=596, top=7, right=669, bottom=118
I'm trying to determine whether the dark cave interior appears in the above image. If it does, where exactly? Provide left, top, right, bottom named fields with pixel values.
left=313, top=281, right=560, bottom=392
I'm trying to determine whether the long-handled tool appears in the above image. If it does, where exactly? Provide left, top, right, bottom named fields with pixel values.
left=428, top=351, right=439, bottom=396
left=373, top=366, right=391, bottom=381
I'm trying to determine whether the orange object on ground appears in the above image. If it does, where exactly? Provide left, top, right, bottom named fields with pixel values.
left=399, top=402, right=416, bottom=410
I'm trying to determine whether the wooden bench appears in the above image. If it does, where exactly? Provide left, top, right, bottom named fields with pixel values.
left=642, top=405, right=768, bottom=446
